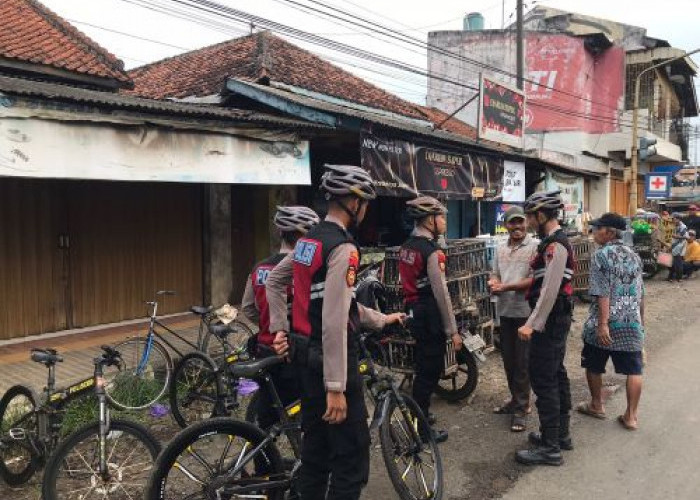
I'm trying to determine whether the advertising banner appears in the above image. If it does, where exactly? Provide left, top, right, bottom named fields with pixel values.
left=478, top=76, right=525, bottom=149
left=360, top=132, right=503, bottom=200
left=545, top=170, right=584, bottom=223
left=524, top=34, right=624, bottom=134
left=502, top=160, right=526, bottom=202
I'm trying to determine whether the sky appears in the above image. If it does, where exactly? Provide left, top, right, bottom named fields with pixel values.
left=38, top=0, right=700, bottom=148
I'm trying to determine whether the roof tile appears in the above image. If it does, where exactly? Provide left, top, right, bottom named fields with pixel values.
left=0, top=0, right=131, bottom=86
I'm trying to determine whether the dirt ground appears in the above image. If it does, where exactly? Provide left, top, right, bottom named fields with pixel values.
left=1, top=274, right=697, bottom=500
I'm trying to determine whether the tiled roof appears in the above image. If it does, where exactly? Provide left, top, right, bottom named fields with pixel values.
left=0, top=0, right=131, bottom=85
left=128, top=31, right=427, bottom=120
left=418, top=107, right=478, bottom=141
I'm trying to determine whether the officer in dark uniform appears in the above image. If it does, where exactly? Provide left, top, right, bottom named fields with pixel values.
left=399, top=196, right=462, bottom=443
left=516, top=190, right=575, bottom=466
left=241, top=205, right=319, bottom=429
left=266, top=164, right=404, bottom=500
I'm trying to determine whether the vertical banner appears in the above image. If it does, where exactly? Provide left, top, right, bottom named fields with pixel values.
left=502, top=160, right=526, bottom=202
left=478, top=76, right=525, bottom=149
left=545, top=170, right=584, bottom=224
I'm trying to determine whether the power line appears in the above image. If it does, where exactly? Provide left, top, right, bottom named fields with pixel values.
left=154, top=0, right=634, bottom=128
left=67, top=18, right=192, bottom=50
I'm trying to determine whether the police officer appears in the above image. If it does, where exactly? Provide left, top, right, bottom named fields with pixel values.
left=516, top=190, right=575, bottom=466
left=399, top=196, right=462, bottom=442
left=266, top=164, right=404, bottom=500
left=240, top=205, right=319, bottom=429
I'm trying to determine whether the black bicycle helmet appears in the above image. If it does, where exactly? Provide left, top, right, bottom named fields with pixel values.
left=405, top=196, right=448, bottom=219
left=274, top=206, right=320, bottom=233
left=320, top=164, right=377, bottom=200
left=523, top=189, right=564, bottom=214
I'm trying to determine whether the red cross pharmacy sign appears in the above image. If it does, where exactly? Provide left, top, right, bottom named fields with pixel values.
left=644, top=172, right=671, bottom=199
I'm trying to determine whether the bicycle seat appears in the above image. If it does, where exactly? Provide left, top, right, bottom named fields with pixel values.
left=229, top=356, right=285, bottom=379
left=209, top=323, right=232, bottom=339
left=191, top=305, right=213, bottom=316
left=30, top=348, right=63, bottom=366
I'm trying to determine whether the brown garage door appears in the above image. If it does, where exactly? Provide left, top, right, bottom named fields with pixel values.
left=67, top=181, right=203, bottom=328
left=0, top=178, right=203, bottom=340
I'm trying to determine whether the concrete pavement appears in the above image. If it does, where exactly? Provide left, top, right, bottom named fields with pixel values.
left=500, top=316, right=700, bottom=500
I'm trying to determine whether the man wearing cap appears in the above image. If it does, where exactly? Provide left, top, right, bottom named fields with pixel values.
left=489, top=206, right=537, bottom=432
left=683, top=230, right=700, bottom=278
left=579, top=212, right=645, bottom=431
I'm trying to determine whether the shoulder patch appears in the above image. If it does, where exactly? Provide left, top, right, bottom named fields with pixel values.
left=347, top=249, right=359, bottom=287
left=437, top=250, right=446, bottom=273
left=293, top=240, right=318, bottom=267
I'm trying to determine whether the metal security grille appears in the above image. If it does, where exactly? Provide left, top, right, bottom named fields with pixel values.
left=625, top=62, right=655, bottom=111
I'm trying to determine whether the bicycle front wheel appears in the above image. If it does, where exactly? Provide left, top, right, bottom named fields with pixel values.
left=379, top=394, right=443, bottom=500
left=170, top=351, right=223, bottom=428
left=0, top=384, right=40, bottom=485
left=105, top=337, right=172, bottom=410
left=145, top=417, right=285, bottom=500
left=42, top=419, right=160, bottom=500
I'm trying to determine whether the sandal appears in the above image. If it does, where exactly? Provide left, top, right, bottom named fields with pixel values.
left=617, top=415, right=638, bottom=431
left=576, top=402, right=606, bottom=420
left=511, top=414, right=528, bottom=432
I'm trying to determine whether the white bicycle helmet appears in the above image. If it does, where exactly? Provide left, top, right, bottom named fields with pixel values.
left=320, top=164, right=377, bottom=200
left=274, top=206, right=320, bottom=233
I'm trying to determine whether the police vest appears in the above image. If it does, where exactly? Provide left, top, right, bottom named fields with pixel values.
left=250, top=253, right=288, bottom=347
left=291, top=220, right=361, bottom=356
left=527, top=229, right=575, bottom=302
left=399, top=236, right=444, bottom=308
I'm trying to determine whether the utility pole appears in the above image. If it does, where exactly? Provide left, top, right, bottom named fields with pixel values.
left=501, top=0, right=505, bottom=29
left=516, top=0, right=524, bottom=90
left=629, top=48, right=700, bottom=216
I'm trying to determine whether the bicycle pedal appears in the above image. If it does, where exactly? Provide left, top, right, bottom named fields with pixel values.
left=8, top=428, right=27, bottom=440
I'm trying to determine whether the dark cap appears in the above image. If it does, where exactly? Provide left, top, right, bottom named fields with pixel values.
left=590, top=212, right=626, bottom=231
left=504, top=205, right=526, bottom=222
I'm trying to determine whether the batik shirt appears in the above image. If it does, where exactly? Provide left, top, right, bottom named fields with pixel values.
left=583, top=240, right=645, bottom=352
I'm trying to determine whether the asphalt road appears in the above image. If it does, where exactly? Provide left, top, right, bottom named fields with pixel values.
left=499, top=312, right=700, bottom=500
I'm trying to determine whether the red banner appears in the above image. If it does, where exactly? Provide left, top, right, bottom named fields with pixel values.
left=524, top=34, right=624, bottom=133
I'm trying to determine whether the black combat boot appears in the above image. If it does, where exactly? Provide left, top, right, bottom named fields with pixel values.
left=516, top=428, right=563, bottom=466
left=528, top=414, right=573, bottom=450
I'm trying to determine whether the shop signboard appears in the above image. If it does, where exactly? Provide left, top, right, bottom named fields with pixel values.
left=645, top=172, right=672, bottom=199
left=478, top=76, right=525, bottom=149
left=360, top=131, right=503, bottom=200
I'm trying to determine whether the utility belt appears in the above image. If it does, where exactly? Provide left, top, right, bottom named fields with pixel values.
left=288, top=332, right=323, bottom=372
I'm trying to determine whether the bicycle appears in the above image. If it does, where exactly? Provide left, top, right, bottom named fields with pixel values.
left=168, top=322, right=260, bottom=428
left=147, top=332, right=443, bottom=500
left=0, top=346, right=161, bottom=496
left=107, top=291, right=253, bottom=410
left=145, top=355, right=302, bottom=500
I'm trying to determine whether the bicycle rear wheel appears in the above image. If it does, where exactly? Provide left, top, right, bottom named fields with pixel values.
left=105, top=337, right=172, bottom=410
left=0, top=385, right=40, bottom=486
left=42, top=419, right=160, bottom=500
left=145, top=417, right=285, bottom=500
left=201, top=320, right=254, bottom=362
left=379, top=394, right=443, bottom=500
left=170, top=351, right=223, bottom=428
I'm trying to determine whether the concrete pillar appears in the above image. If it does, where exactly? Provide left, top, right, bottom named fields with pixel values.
left=202, top=184, right=233, bottom=307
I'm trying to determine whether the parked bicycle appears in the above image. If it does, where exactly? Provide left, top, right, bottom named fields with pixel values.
left=147, top=329, right=443, bottom=500
left=106, top=291, right=253, bottom=410
left=0, top=346, right=160, bottom=498
left=168, top=322, right=259, bottom=428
